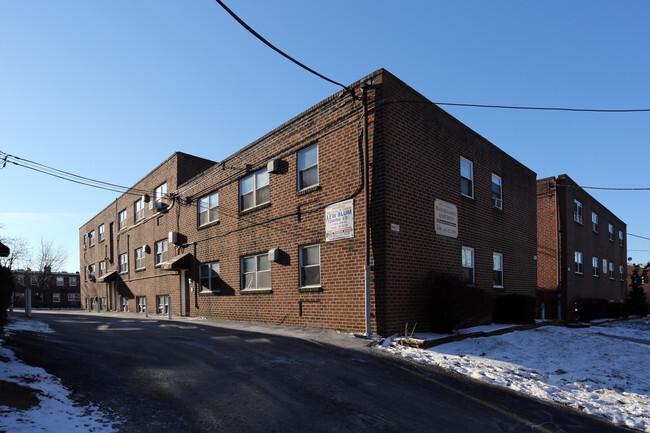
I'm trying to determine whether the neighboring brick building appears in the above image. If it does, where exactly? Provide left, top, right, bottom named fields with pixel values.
left=537, top=175, right=627, bottom=322
left=80, top=69, right=538, bottom=336
left=12, top=269, right=81, bottom=308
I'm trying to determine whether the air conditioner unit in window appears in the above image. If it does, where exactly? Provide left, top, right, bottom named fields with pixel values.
left=168, top=231, right=178, bottom=244
left=142, top=194, right=151, bottom=203
left=493, top=198, right=502, bottom=209
left=267, top=159, right=280, bottom=174
left=150, top=200, right=168, bottom=211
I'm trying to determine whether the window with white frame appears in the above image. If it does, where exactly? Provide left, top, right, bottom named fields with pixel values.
left=52, top=292, right=60, bottom=303
left=119, top=253, right=128, bottom=273
left=136, top=296, right=147, bottom=313
left=68, top=293, right=80, bottom=302
left=608, top=224, right=614, bottom=241
left=156, top=295, right=169, bottom=314
left=89, top=230, right=96, bottom=246
left=493, top=253, right=503, bottom=287
left=56, top=276, right=64, bottom=286
left=121, top=297, right=129, bottom=312
left=608, top=262, right=614, bottom=279
left=154, top=183, right=168, bottom=207
left=574, top=251, right=583, bottom=274
left=620, top=265, right=625, bottom=282
left=198, top=191, right=219, bottom=226
left=242, top=253, right=271, bottom=290
left=298, top=143, right=318, bottom=190
left=84, top=234, right=87, bottom=249
left=155, top=239, right=168, bottom=265
left=461, top=247, right=475, bottom=285
left=592, top=257, right=600, bottom=277
left=31, top=275, right=38, bottom=285
left=69, top=276, right=77, bottom=287
left=118, top=209, right=127, bottom=230
left=99, top=261, right=106, bottom=277
left=88, top=264, right=96, bottom=278
left=619, top=230, right=624, bottom=247
left=573, top=200, right=583, bottom=224
left=240, top=168, right=269, bottom=211
left=460, top=157, right=474, bottom=198
left=100, top=297, right=107, bottom=311
left=135, top=247, right=146, bottom=270
left=491, top=174, right=502, bottom=209
left=199, top=262, right=221, bottom=292
left=16, top=275, right=24, bottom=285
left=592, top=212, right=599, bottom=233
left=98, top=224, right=105, bottom=242
left=300, top=244, right=321, bottom=288
left=134, top=198, right=145, bottom=222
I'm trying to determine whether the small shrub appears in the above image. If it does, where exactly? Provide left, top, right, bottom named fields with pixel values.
left=575, top=298, right=609, bottom=322
left=606, top=302, right=628, bottom=319
left=493, top=294, right=536, bottom=324
left=424, top=273, right=492, bottom=333
left=0, top=266, right=15, bottom=326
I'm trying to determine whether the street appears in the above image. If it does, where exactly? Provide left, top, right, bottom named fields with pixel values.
left=5, top=311, right=629, bottom=433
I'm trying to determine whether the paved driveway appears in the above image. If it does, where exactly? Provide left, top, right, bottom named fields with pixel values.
left=5, top=311, right=628, bottom=433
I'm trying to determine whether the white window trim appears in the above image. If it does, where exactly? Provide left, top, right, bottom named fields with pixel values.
left=491, top=173, right=502, bottom=209
left=154, top=239, right=168, bottom=266
left=241, top=253, right=271, bottom=291
left=198, top=191, right=219, bottom=227
left=119, top=209, right=128, bottom=230
left=609, top=262, right=615, bottom=280
left=493, top=252, right=504, bottom=288
left=592, top=212, right=599, bottom=233
left=299, top=244, right=321, bottom=288
left=135, top=247, right=146, bottom=270
left=239, top=168, right=270, bottom=211
left=89, top=230, right=96, bottom=246
left=619, top=231, right=624, bottom=247
left=98, top=224, right=105, bottom=242
left=460, top=157, right=474, bottom=199
left=592, top=257, right=600, bottom=277
left=119, top=253, right=129, bottom=274
left=608, top=224, right=614, bottom=242
left=574, top=251, right=583, bottom=275
left=134, top=198, right=145, bottom=222
left=298, top=143, right=319, bottom=191
left=573, top=200, right=583, bottom=224
left=462, top=246, right=475, bottom=285
left=199, top=261, right=221, bottom=293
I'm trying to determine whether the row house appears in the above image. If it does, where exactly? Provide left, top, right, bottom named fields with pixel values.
left=79, top=69, right=538, bottom=336
left=12, top=269, right=81, bottom=308
left=537, top=174, right=627, bottom=321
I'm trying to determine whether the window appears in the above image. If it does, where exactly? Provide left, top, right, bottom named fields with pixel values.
left=155, top=239, right=168, bottom=265
left=298, top=143, right=318, bottom=190
left=69, top=276, right=77, bottom=286
left=52, top=292, right=60, bottom=303
left=200, top=262, right=221, bottom=292
left=602, top=259, right=608, bottom=276
left=119, top=253, right=128, bottom=273
left=84, top=234, right=87, bottom=249
left=198, top=191, right=219, bottom=226
left=98, top=224, right=105, bottom=242
left=31, top=275, right=38, bottom=285
left=608, top=224, right=614, bottom=242
left=491, top=174, right=502, bottom=209
left=242, top=253, right=271, bottom=290
left=100, top=297, right=107, bottom=311
left=592, top=257, right=600, bottom=277
left=99, top=261, right=106, bottom=277
left=460, top=157, right=473, bottom=198
left=574, top=251, right=583, bottom=274
left=136, top=296, right=147, bottom=313
left=240, top=168, right=269, bottom=211
left=154, top=183, right=168, bottom=207
left=16, top=275, right=24, bottom=285
left=156, top=295, right=169, bottom=314
left=89, top=230, right=96, bottom=246
left=461, top=247, right=475, bottom=285
left=118, top=209, right=127, bottom=230
left=134, top=198, right=145, bottom=222
left=609, top=262, right=615, bottom=279
left=619, top=231, right=624, bottom=247
left=300, top=244, right=321, bottom=288
left=56, top=276, right=64, bottom=286
left=620, top=265, right=625, bottom=282
left=68, top=293, right=80, bottom=302
left=573, top=200, right=583, bottom=224
left=121, top=297, right=129, bottom=312
left=88, top=264, right=96, bottom=278
left=135, top=247, right=146, bottom=270
left=592, top=212, right=599, bottom=233
left=493, top=253, right=503, bottom=288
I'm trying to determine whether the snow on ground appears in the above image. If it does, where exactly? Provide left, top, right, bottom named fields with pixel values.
left=0, top=316, right=120, bottom=433
left=381, top=317, right=650, bottom=432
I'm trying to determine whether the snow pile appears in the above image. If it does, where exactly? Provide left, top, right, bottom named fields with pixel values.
left=381, top=318, right=650, bottom=431
left=0, top=317, right=120, bottom=433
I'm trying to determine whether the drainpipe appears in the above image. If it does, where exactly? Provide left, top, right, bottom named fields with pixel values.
left=362, top=84, right=372, bottom=336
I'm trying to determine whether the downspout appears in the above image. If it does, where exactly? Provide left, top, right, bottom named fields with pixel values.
left=554, top=180, right=562, bottom=321
left=362, top=84, right=372, bottom=336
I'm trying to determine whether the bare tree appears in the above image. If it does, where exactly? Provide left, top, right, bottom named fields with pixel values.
left=0, top=235, right=32, bottom=270
left=36, top=238, right=68, bottom=273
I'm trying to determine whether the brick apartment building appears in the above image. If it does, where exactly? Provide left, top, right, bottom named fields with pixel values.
left=12, top=269, right=81, bottom=308
left=537, top=175, right=627, bottom=322
left=79, top=69, right=538, bottom=336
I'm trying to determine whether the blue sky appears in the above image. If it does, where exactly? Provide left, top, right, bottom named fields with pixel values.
left=1, top=1, right=649, bottom=272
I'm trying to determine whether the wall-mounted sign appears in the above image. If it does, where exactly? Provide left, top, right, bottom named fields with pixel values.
left=326, top=199, right=354, bottom=242
left=434, top=199, right=458, bottom=238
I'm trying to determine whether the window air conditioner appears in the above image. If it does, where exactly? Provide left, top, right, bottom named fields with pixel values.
left=142, top=194, right=151, bottom=203
left=150, top=200, right=168, bottom=211
left=168, top=231, right=178, bottom=244
left=267, top=159, right=280, bottom=174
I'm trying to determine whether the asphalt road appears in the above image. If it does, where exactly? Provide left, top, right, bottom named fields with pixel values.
left=5, top=310, right=630, bottom=433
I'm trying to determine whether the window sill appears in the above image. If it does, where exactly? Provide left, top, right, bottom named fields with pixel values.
left=241, top=289, right=273, bottom=295
left=575, top=272, right=583, bottom=276
left=135, top=267, right=146, bottom=272
left=240, top=202, right=271, bottom=216
left=199, top=290, right=220, bottom=296
left=198, top=220, right=220, bottom=230
left=461, top=193, right=474, bottom=200
left=298, top=185, right=321, bottom=196
left=299, top=286, right=323, bottom=293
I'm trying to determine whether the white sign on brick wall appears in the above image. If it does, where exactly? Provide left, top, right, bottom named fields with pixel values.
left=326, top=199, right=354, bottom=242
left=434, top=199, right=458, bottom=238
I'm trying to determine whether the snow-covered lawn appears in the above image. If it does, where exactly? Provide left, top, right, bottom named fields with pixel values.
left=381, top=317, right=650, bottom=432
left=0, top=316, right=120, bottom=433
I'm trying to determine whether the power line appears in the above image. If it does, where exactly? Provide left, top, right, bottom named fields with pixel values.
left=428, top=101, right=650, bottom=113
left=213, top=0, right=355, bottom=98
left=629, top=233, right=650, bottom=241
